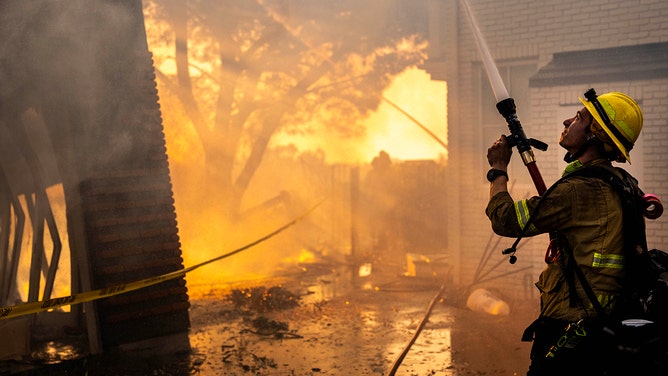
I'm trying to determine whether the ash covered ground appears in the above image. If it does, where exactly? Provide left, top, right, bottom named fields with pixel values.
left=2, top=263, right=536, bottom=375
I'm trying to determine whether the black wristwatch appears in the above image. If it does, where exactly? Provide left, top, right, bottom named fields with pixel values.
left=486, top=168, right=508, bottom=182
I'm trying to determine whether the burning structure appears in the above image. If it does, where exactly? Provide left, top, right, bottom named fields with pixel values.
left=0, top=0, right=189, bottom=359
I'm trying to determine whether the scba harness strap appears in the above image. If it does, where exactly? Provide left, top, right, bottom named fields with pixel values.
left=504, top=164, right=648, bottom=265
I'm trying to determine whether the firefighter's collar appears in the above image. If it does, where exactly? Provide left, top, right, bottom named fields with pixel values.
left=562, top=159, right=613, bottom=177
left=562, top=160, right=584, bottom=176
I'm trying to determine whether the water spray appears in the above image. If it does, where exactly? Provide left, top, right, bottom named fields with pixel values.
left=461, top=0, right=548, bottom=195
left=460, top=0, right=508, bottom=103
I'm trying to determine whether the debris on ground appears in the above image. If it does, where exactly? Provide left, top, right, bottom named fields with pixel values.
left=0, top=271, right=536, bottom=375
left=226, top=285, right=301, bottom=313
left=219, top=285, right=305, bottom=373
left=222, top=332, right=278, bottom=373
left=242, top=316, right=303, bottom=339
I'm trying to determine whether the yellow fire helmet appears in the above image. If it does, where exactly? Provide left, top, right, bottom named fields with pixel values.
left=579, top=89, right=643, bottom=163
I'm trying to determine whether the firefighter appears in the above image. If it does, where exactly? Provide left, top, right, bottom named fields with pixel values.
left=485, top=89, right=648, bottom=375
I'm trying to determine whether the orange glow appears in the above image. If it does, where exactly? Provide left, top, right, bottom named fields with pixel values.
left=145, top=9, right=448, bottom=295
left=14, top=184, right=72, bottom=308
left=281, top=248, right=317, bottom=264
left=273, top=66, right=448, bottom=165
left=358, top=263, right=372, bottom=277
left=156, top=64, right=450, bottom=293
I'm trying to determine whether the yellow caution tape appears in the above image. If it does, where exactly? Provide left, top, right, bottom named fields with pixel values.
left=0, top=200, right=323, bottom=320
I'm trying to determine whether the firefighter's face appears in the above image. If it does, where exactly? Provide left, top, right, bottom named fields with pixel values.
left=559, top=107, right=593, bottom=153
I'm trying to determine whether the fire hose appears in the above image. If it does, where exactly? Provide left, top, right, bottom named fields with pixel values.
left=385, top=280, right=447, bottom=376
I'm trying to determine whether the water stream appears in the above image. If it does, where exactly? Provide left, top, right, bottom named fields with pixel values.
left=461, top=0, right=510, bottom=102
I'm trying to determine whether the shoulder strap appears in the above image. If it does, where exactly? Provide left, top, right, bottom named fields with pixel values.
left=573, top=165, right=648, bottom=252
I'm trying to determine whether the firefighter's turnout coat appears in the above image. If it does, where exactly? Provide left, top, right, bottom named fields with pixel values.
left=485, top=159, right=625, bottom=322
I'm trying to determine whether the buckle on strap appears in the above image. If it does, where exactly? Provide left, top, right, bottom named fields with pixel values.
left=544, top=237, right=560, bottom=264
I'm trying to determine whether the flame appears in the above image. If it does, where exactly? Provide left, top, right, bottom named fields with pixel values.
left=296, top=249, right=316, bottom=264
left=13, top=184, right=72, bottom=309
left=145, top=10, right=448, bottom=294
left=358, top=263, right=372, bottom=277
left=273, top=66, right=447, bottom=164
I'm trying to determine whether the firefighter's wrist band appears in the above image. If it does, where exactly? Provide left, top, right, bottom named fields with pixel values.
left=487, top=168, right=508, bottom=182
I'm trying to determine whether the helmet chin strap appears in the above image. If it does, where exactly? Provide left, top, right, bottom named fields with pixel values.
left=563, top=134, right=598, bottom=163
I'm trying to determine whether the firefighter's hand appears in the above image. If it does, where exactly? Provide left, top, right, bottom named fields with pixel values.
left=487, top=135, right=512, bottom=168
